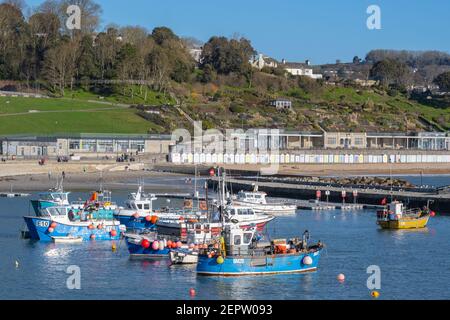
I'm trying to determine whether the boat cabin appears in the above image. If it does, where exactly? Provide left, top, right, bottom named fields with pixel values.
left=225, top=205, right=257, bottom=217
left=236, top=191, right=268, bottom=205
left=38, top=191, right=70, bottom=205
left=124, top=187, right=157, bottom=213
left=223, top=225, right=256, bottom=256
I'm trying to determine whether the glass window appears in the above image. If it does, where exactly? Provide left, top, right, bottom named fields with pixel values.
left=81, top=139, right=96, bottom=152
left=116, top=140, right=129, bottom=152
left=234, top=235, right=241, bottom=245
left=97, top=140, right=114, bottom=153
left=243, top=232, right=253, bottom=244
left=69, top=140, right=80, bottom=150
left=144, top=204, right=150, bottom=210
left=137, top=204, right=142, bottom=210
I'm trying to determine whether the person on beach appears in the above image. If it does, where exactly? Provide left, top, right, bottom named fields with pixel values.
left=62, top=171, right=66, bottom=180
left=48, top=172, right=51, bottom=180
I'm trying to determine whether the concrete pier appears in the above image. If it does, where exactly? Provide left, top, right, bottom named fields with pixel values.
left=209, top=178, right=450, bottom=214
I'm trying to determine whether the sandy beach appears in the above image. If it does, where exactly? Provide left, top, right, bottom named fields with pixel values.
left=2, top=160, right=450, bottom=192
left=0, top=160, right=188, bottom=192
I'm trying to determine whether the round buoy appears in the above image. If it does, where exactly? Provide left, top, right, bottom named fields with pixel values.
left=47, top=227, right=55, bottom=233
left=303, top=256, right=313, bottom=266
left=216, top=256, right=224, bottom=264
left=158, top=241, right=165, bottom=251
left=90, top=234, right=96, bottom=240
left=152, top=241, right=160, bottom=251
left=207, top=253, right=212, bottom=259
left=50, top=222, right=57, bottom=228
left=110, top=230, right=117, bottom=237
left=189, top=288, right=196, bottom=297
left=430, top=211, right=436, bottom=217
left=145, top=215, right=152, bottom=222
left=88, top=224, right=94, bottom=230
left=176, top=241, right=182, bottom=248
left=337, top=274, right=345, bottom=282
left=371, top=291, right=380, bottom=299
left=112, top=243, right=117, bottom=252
left=151, top=216, right=158, bottom=224
left=141, top=239, right=150, bottom=249
left=209, top=168, right=215, bottom=176
left=167, top=240, right=173, bottom=248
left=97, top=224, right=103, bottom=230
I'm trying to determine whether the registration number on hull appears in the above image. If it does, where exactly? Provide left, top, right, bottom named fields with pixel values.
left=36, top=220, right=50, bottom=228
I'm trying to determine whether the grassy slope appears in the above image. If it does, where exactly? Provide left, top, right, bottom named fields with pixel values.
left=1, top=85, right=449, bottom=135
left=0, top=96, right=160, bottom=135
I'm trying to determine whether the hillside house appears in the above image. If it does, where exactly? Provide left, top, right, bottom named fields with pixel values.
left=269, top=98, right=292, bottom=110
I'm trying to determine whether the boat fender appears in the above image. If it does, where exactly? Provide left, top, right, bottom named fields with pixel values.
left=141, top=239, right=150, bottom=249
left=47, top=227, right=55, bottom=233
left=303, top=256, right=313, bottom=265
left=110, top=230, right=117, bottom=237
left=50, top=222, right=57, bottom=228
left=216, top=256, right=224, bottom=264
left=145, top=215, right=152, bottom=222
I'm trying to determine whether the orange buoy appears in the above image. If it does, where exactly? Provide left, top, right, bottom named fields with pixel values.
left=150, top=216, right=158, bottom=224
left=145, top=215, right=152, bottom=222
left=90, top=234, right=96, bottom=240
left=176, top=241, right=182, bottom=248
left=189, top=288, right=196, bottom=297
left=110, top=230, right=117, bottom=237
left=337, top=274, right=345, bottom=282
left=97, top=224, right=103, bottom=230
left=167, top=240, right=173, bottom=248
left=430, top=211, right=436, bottom=217
left=88, top=224, right=94, bottom=230
left=50, top=222, right=57, bottom=228
left=47, top=227, right=55, bottom=233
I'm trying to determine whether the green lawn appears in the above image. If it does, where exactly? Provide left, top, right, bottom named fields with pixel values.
left=0, top=96, right=116, bottom=114
left=0, top=109, right=162, bottom=135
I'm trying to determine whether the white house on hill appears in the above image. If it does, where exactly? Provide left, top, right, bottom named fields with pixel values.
left=281, top=59, right=323, bottom=79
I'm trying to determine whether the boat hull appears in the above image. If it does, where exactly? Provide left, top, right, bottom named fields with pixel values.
left=125, top=238, right=170, bottom=258
left=114, top=214, right=156, bottom=232
left=23, top=216, right=122, bottom=242
left=197, top=250, right=321, bottom=276
left=377, top=215, right=430, bottom=229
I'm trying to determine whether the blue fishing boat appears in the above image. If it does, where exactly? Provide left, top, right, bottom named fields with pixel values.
left=124, top=232, right=171, bottom=258
left=23, top=206, right=124, bottom=242
left=114, top=186, right=159, bottom=231
left=196, top=225, right=323, bottom=276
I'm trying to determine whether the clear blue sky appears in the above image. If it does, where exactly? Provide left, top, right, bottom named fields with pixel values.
left=25, top=0, right=450, bottom=64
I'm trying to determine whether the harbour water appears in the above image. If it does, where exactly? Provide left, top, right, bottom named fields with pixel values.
left=1, top=175, right=449, bottom=300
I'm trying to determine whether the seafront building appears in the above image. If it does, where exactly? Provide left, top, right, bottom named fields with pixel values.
left=1, top=131, right=450, bottom=164
left=0, top=134, right=173, bottom=159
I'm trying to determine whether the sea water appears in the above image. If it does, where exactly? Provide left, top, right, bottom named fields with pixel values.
left=0, top=175, right=449, bottom=300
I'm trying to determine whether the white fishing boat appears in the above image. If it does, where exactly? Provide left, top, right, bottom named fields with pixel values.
left=231, top=186, right=297, bottom=215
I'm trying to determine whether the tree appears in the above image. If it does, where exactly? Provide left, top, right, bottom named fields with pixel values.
left=151, top=26, right=177, bottom=45
left=200, top=36, right=256, bottom=75
left=433, top=71, right=450, bottom=91
left=369, top=59, right=411, bottom=87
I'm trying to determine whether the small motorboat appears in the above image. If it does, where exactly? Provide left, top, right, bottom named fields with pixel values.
left=52, top=236, right=83, bottom=244
left=169, top=249, right=198, bottom=265
left=232, top=187, right=297, bottom=216
left=376, top=201, right=433, bottom=229
left=196, top=225, right=323, bottom=276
